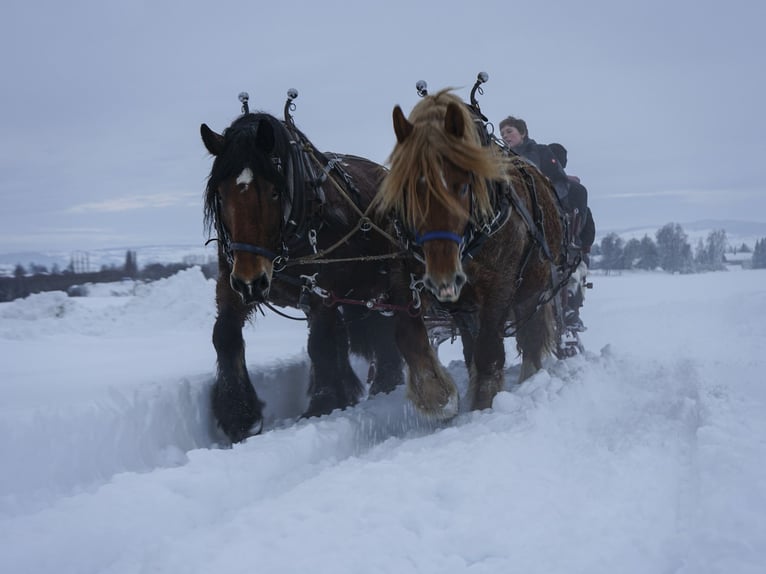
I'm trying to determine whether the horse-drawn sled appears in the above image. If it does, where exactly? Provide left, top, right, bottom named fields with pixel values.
left=200, top=74, right=590, bottom=442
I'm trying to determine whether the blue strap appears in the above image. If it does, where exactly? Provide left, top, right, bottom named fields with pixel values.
left=229, top=242, right=279, bottom=261
left=414, top=230, right=464, bottom=246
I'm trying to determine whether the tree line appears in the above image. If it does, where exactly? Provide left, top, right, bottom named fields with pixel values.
left=3, top=231, right=765, bottom=301
left=591, top=223, right=766, bottom=273
left=0, top=250, right=218, bottom=302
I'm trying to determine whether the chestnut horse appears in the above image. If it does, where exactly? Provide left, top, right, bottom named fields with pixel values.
left=376, top=89, right=567, bottom=417
left=201, top=109, right=404, bottom=442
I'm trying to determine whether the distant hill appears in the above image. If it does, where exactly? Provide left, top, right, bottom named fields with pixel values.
left=596, top=219, right=766, bottom=250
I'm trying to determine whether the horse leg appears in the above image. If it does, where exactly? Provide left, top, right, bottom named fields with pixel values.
left=453, top=312, right=477, bottom=370
left=361, top=315, right=404, bottom=396
left=395, top=313, right=459, bottom=419
left=371, top=330, right=405, bottom=395
left=515, top=301, right=556, bottom=382
left=468, top=312, right=507, bottom=411
left=211, top=286, right=264, bottom=442
left=303, top=306, right=363, bottom=418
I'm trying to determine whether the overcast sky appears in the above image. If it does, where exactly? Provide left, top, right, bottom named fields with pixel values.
left=2, top=0, right=764, bottom=253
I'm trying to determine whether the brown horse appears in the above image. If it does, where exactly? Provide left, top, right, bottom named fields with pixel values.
left=376, top=89, right=567, bottom=416
left=201, top=106, right=405, bottom=442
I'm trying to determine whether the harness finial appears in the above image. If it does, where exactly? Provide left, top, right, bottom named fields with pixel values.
left=416, top=80, right=428, bottom=98
left=284, top=88, right=298, bottom=128
left=238, top=92, right=250, bottom=115
left=469, top=72, right=490, bottom=123
left=469, top=72, right=488, bottom=111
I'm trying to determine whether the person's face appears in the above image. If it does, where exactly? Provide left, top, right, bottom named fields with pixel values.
left=500, top=124, right=524, bottom=148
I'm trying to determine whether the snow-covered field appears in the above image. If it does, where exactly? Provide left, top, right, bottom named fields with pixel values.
left=1, top=267, right=765, bottom=573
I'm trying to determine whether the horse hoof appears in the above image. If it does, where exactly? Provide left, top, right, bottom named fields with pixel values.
left=214, top=400, right=265, bottom=443
left=247, top=418, right=264, bottom=437
left=221, top=416, right=263, bottom=444
left=302, top=390, right=343, bottom=419
left=412, top=389, right=459, bottom=421
left=432, top=391, right=459, bottom=420
left=369, top=380, right=399, bottom=396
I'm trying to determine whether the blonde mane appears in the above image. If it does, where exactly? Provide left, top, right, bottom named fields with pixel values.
left=376, top=89, right=509, bottom=229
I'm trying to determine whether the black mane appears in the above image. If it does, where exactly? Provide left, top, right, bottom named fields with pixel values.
left=204, top=113, right=296, bottom=235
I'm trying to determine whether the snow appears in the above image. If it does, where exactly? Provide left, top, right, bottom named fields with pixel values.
left=1, top=266, right=765, bottom=573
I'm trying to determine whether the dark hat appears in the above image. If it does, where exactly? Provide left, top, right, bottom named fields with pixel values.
left=549, top=142, right=568, bottom=168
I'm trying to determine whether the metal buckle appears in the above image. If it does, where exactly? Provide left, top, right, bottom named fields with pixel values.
left=272, top=255, right=287, bottom=272
left=409, top=273, right=425, bottom=310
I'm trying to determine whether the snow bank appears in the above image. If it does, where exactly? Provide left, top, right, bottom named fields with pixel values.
left=0, top=268, right=310, bottom=517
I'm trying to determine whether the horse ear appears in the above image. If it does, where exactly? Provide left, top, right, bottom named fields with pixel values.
left=255, top=121, right=275, bottom=154
left=444, top=102, right=465, bottom=138
left=200, top=124, right=224, bottom=156
left=392, top=105, right=413, bottom=143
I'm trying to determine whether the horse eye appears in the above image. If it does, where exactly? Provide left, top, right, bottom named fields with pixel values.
left=270, top=189, right=280, bottom=201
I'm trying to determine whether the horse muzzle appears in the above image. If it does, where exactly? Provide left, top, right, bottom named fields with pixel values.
left=423, top=270, right=467, bottom=303
left=420, top=238, right=467, bottom=302
left=230, top=269, right=271, bottom=305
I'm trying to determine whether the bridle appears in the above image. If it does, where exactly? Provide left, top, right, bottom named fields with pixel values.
left=207, top=91, right=419, bottom=320
left=210, top=192, right=288, bottom=270
left=412, top=179, right=471, bottom=252
left=395, top=176, right=511, bottom=265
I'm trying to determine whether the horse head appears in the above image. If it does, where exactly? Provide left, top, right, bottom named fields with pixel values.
left=202, top=114, right=289, bottom=305
left=380, top=90, right=506, bottom=302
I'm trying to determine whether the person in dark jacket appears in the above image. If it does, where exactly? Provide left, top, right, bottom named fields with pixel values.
left=549, top=142, right=596, bottom=253
left=499, top=116, right=595, bottom=332
left=498, top=116, right=593, bottom=251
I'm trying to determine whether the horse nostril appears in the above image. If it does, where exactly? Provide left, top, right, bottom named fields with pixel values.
left=454, top=272, right=467, bottom=290
left=230, top=274, right=247, bottom=296
left=255, top=272, right=270, bottom=295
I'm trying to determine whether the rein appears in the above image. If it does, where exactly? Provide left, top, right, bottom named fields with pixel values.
left=268, top=148, right=405, bottom=270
